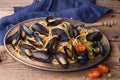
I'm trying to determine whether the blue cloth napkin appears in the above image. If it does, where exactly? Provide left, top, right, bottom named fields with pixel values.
left=0, top=0, right=112, bottom=44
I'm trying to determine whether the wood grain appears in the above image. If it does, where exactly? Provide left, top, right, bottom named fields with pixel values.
left=0, top=42, right=120, bottom=80
left=0, top=0, right=120, bottom=80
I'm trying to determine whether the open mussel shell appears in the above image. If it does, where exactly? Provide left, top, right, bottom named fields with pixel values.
left=97, top=41, right=104, bottom=56
left=45, top=37, right=57, bottom=49
left=21, top=24, right=32, bottom=37
left=55, top=52, right=69, bottom=69
left=27, top=39, right=40, bottom=47
left=46, top=16, right=63, bottom=26
left=20, top=44, right=35, bottom=59
left=63, top=45, right=77, bottom=61
left=32, top=50, right=53, bottom=63
left=51, top=28, right=68, bottom=42
left=33, top=32, right=44, bottom=46
left=68, top=25, right=80, bottom=38
left=6, top=32, right=19, bottom=44
left=77, top=51, right=88, bottom=64
left=86, top=32, right=102, bottom=41
left=32, top=23, right=48, bottom=35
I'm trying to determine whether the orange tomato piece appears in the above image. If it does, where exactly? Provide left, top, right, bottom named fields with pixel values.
left=98, top=64, right=109, bottom=73
left=88, top=70, right=101, bottom=78
left=74, top=44, right=86, bottom=52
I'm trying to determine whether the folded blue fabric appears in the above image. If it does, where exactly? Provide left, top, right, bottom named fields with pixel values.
left=0, top=0, right=112, bottom=44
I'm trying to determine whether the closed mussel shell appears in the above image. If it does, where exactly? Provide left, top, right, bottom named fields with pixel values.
left=32, top=50, right=52, bottom=63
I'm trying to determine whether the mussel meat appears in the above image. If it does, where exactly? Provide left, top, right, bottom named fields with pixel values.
left=20, top=44, right=35, bottom=58
left=63, top=45, right=77, bottom=61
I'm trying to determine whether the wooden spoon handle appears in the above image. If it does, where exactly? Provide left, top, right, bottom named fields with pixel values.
left=83, top=20, right=118, bottom=28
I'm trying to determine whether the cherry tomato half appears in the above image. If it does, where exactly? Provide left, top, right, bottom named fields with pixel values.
left=74, top=44, right=86, bottom=52
left=98, top=64, right=109, bottom=73
left=88, top=70, right=101, bottom=78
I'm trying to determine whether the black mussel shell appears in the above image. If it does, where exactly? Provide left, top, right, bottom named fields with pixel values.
left=52, top=28, right=68, bottom=42
left=22, top=25, right=32, bottom=37
left=32, top=23, right=48, bottom=35
left=33, top=32, right=44, bottom=46
left=6, top=31, right=20, bottom=45
left=97, top=41, right=104, bottom=56
left=47, top=47, right=56, bottom=56
left=19, top=26, right=26, bottom=40
left=63, top=45, right=77, bottom=61
left=45, top=37, right=57, bottom=49
left=46, top=16, right=62, bottom=26
left=86, top=32, right=102, bottom=41
left=20, top=44, right=35, bottom=59
left=68, top=25, right=74, bottom=38
left=68, top=25, right=80, bottom=38
left=77, top=51, right=88, bottom=64
left=32, top=51, right=52, bottom=63
left=27, top=39, right=40, bottom=47
left=20, top=44, right=35, bottom=50
left=55, top=52, right=69, bottom=69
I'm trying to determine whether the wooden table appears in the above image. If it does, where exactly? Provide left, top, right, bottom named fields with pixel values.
left=0, top=0, right=120, bottom=80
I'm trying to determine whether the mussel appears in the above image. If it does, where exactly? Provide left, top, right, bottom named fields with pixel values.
left=51, top=28, right=68, bottom=42
left=32, top=50, right=53, bottom=63
left=77, top=51, right=88, bottom=64
left=97, top=41, right=104, bottom=56
left=63, top=45, right=77, bottom=61
left=46, top=16, right=62, bottom=26
left=27, top=39, right=40, bottom=47
left=33, top=32, right=44, bottom=46
left=45, top=36, right=57, bottom=49
left=68, top=25, right=80, bottom=38
left=86, top=32, right=102, bottom=41
left=20, top=44, right=35, bottom=59
left=32, top=23, right=48, bottom=35
left=21, top=24, right=32, bottom=37
left=6, top=32, right=19, bottom=45
left=55, top=52, right=69, bottom=69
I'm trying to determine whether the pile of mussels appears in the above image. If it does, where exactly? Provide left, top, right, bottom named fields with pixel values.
left=6, top=17, right=104, bottom=69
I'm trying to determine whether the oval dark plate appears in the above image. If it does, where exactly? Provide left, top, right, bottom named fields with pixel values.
left=4, top=18, right=110, bottom=71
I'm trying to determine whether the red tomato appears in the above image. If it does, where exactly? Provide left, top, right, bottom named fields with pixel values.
left=88, top=70, right=101, bottom=78
left=74, top=44, right=86, bottom=52
left=98, top=64, right=109, bottom=73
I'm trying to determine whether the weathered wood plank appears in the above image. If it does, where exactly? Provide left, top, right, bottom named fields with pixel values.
left=0, top=42, right=120, bottom=80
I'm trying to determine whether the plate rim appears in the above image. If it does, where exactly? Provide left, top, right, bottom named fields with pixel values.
left=4, top=17, right=110, bottom=71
